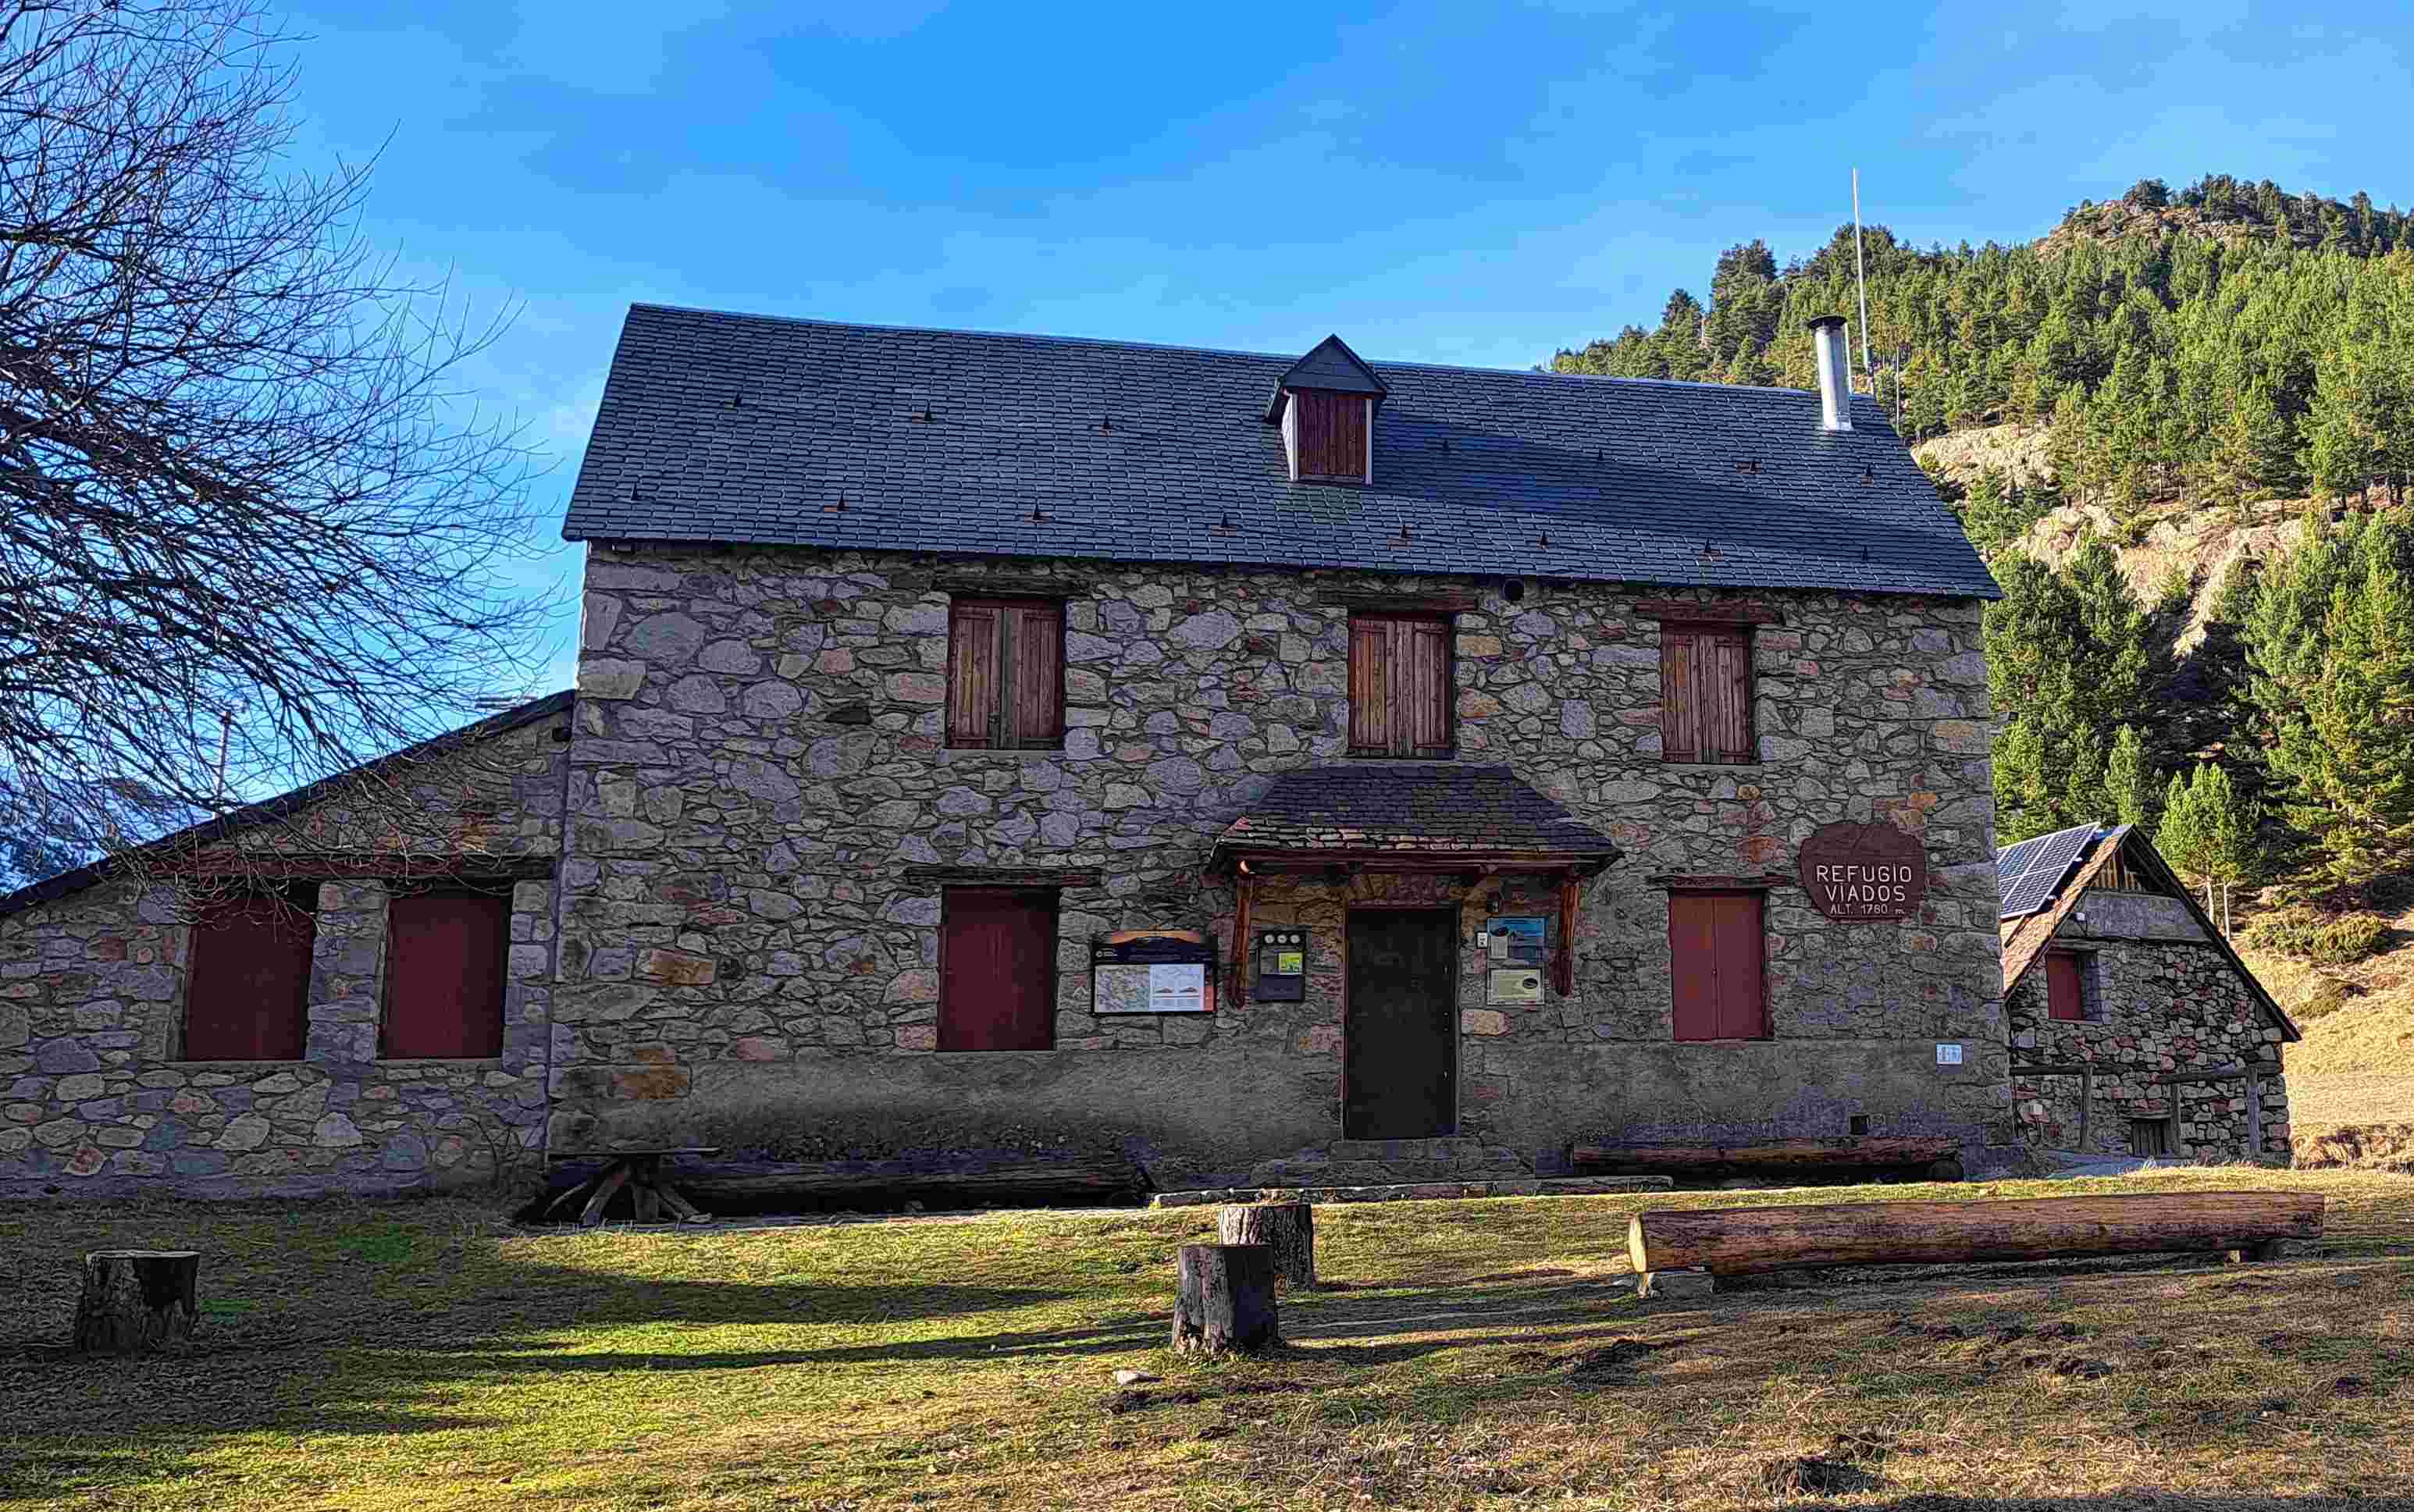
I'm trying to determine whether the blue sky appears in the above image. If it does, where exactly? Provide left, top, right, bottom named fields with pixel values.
left=277, top=0, right=2414, bottom=693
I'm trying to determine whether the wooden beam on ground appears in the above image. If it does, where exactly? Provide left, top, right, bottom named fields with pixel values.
left=678, top=1158, right=1141, bottom=1208
left=1626, top=1190, right=2324, bottom=1277
left=1572, top=1137, right=1957, bottom=1174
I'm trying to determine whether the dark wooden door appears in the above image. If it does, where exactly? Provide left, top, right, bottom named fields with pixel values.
left=1669, top=891, right=1768, bottom=1041
left=939, top=888, right=1058, bottom=1051
left=1344, top=909, right=1458, bottom=1138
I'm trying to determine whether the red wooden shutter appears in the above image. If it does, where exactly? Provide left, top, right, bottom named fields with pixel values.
left=1660, top=629, right=1702, bottom=763
left=1005, top=602, right=1063, bottom=747
left=183, top=888, right=315, bottom=1060
left=383, top=891, right=509, bottom=1058
left=1661, top=625, right=1754, bottom=764
left=1669, top=894, right=1721, bottom=1041
left=1351, top=614, right=1451, bottom=756
left=947, top=602, right=1001, bottom=747
left=939, top=888, right=1058, bottom=1051
left=1706, top=629, right=1756, bottom=763
left=1349, top=617, right=1392, bottom=753
left=2045, top=952, right=2084, bottom=1022
left=1668, top=891, right=1767, bottom=1041
left=1710, top=891, right=1768, bottom=1039
left=1401, top=617, right=1453, bottom=756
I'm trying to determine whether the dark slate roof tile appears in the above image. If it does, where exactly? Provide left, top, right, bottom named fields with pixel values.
left=563, top=306, right=1999, bottom=599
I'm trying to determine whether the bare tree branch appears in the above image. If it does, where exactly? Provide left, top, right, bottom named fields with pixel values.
left=0, top=0, right=555, bottom=886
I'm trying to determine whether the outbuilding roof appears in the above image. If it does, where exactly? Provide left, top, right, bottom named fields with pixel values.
left=1211, top=764, right=1622, bottom=870
left=563, top=305, right=2000, bottom=600
left=0, top=692, right=573, bottom=921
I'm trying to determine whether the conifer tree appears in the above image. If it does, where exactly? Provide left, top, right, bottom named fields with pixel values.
left=2106, top=724, right=2158, bottom=829
left=2157, top=763, right=2259, bottom=902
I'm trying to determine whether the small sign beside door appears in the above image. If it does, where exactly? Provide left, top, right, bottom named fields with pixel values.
left=1488, top=967, right=1544, bottom=1005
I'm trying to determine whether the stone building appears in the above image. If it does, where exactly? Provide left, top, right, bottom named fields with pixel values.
left=2000, top=821, right=2296, bottom=1162
left=4, top=307, right=2018, bottom=1199
left=0, top=696, right=568, bottom=1197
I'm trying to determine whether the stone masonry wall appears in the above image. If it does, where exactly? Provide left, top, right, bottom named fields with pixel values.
left=560, top=548, right=2007, bottom=1184
left=2010, top=891, right=2291, bottom=1162
left=0, top=707, right=568, bottom=1197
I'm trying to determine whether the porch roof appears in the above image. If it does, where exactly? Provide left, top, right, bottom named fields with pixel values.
left=1210, top=764, right=1621, bottom=873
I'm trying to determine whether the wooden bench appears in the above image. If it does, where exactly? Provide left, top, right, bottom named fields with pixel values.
left=543, top=1147, right=720, bottom=1227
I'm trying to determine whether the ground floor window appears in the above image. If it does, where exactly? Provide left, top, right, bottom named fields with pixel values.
left=1668, top=891, right=1768, bottom=1041
left=938, top=887, right=1058, bottom=1051
left=382, top=889, right=511, bottom=1058
left=2129, top=1117, right=2172, bottom=1158
left=183, top=883, right=319, bottom=1060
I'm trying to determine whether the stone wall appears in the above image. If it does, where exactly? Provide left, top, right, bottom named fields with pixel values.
left=0, top=706, right=568, bottom=1198
left=2009, top=890, right=2291, bottom=1162
left=559, top=548, right=2007, bottom=1183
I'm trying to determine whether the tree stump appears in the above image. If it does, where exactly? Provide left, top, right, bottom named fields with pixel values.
left=73, top=1251, right=200, bottom=1354
left=1217, top=1201, right=1316, bottom=1290
left=1172, top=1243, right=1279, bottom=1356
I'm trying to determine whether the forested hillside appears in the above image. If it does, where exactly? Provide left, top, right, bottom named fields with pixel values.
left=1554, top=175, right=2414, bottom=1151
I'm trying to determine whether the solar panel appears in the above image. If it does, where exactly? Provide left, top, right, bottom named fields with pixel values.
left=1994, top=833, right=2049, bottom=893
left=1997, top=822, right=2102, bottom=920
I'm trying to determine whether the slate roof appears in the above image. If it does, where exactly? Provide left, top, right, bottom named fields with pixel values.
left=1211, top=764, right=1622, bottom=868
left=563, top=305, right=2000, bottom=600
left=1996, top=822, right=2296, bottom=1042
left=0, top=692, right=573, bottom=921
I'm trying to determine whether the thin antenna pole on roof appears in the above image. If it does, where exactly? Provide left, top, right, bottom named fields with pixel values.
left=1852, top=169, right=1873, bottom=379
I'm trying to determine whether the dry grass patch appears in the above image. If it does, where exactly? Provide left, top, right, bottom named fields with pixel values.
left=2, top=1171, right=2411, bottom=1510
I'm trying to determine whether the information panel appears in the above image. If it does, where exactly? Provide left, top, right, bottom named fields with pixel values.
left=1091, top=930, right=1219, bottom=1015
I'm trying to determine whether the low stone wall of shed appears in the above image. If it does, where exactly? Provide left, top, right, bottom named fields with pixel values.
left=0, top=877, right=555, bottom=1198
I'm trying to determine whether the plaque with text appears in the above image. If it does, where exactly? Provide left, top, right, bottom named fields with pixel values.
left=1797, top=820, right=1928, bottom=921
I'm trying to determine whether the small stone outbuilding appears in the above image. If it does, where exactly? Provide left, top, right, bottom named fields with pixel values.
left=1999, top=822, right=2296, bottom=1162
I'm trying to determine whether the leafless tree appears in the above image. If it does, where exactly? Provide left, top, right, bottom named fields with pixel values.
left=0, top=0, right=554, bottom=884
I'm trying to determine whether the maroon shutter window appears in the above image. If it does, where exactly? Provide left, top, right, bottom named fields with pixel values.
left=383, top=891, right=510, bottom=1058
left=183, top=887, right=316, bottom=1060
left=2045, top=952, right=2085, bottom=1022
left=938, top=888, right=1057, bottom=1051
left=1349, top=614, right=1451, bottom=756
left=947, top=599, right=1063, bottom=749
left=1661, top=625, right=1755, bottom=764
left=1669, top=891, right=1768, bottom=1041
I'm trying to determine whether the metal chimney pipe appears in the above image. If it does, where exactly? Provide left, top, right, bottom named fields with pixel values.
left=1808, top=315, right=1853, bottom=432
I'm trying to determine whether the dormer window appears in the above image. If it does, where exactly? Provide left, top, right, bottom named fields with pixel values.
left=1266, top=334, right=1386, bottom=485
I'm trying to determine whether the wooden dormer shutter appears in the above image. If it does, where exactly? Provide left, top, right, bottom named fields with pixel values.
left=1348, top=613, right=1452, bottom=757
left=1289, top=390, right=1370, bottom=482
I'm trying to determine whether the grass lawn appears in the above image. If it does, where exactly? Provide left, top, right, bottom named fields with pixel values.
left=3, top=1169, right=2412, bottom=1510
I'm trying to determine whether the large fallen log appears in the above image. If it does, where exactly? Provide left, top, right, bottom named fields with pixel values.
left=1628, top=1190, right=2324, bottom=1277
left=1572, top=1137, right=1959, bottom=1174
left=675, top=1157, right=1142, bottom=1208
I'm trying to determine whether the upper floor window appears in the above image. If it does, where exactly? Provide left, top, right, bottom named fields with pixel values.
left=1348, top=612, right=1452, bottom=758
left=946, top=599, right=1063, bottom=749
left=183, top=882, right=319, bottom=1061
left=382, top=888, right=511, bottom=1059
left=1660, top=623, right=1755, bottom=764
